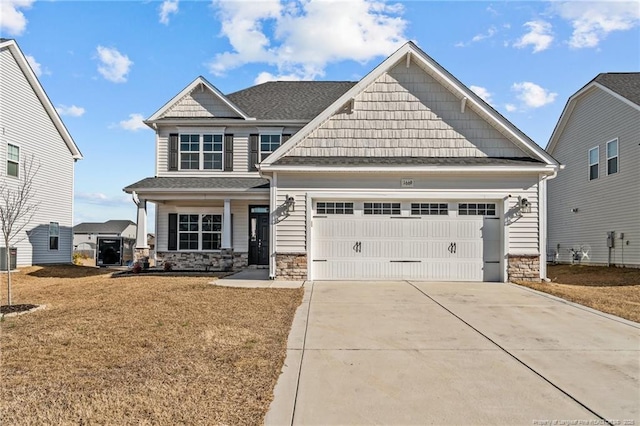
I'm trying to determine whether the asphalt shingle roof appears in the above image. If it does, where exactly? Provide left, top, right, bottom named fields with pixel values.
left=227, top=81, right=356, bottom=120
left=74, top=220, right=135, bottom=234
left=124, top=177, right=269, bottom=191
left=271, top=156, right=544, bottom=166
left=594, top=73, right=640, bottom=106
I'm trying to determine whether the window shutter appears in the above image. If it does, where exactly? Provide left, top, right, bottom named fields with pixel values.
left=168, top=213, right=177, bottom=251
left=249, top=134, right=259, bottom=171
left=169, top=134, right=179, bottom=171
left=224, top=134, right=234, bottom=171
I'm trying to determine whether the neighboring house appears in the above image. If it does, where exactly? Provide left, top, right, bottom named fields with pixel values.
left=73, top=220, right=137, bottom=252
left=547, top=73, right=640, bottom=267
left=0, top=39, right=83, bottom=266
left=124, top=42, right=559, bottom=282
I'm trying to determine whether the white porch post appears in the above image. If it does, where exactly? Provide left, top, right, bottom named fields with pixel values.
left=222, top=199, right=232, bottom=249
left=136, top=199, right=148, bottom=249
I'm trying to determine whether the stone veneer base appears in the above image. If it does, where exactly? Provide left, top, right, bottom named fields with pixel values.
left=508, top=254, right=541, bottom=282
left=276, top=253, right=307, bottom=280
left=156, top=250, right=248, bottom=271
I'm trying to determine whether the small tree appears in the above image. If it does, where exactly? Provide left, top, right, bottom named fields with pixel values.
left=0, top=156, right=40, bottom=306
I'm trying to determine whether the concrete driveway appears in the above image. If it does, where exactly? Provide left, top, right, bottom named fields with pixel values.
left=266, top=281, right=640, bottom=425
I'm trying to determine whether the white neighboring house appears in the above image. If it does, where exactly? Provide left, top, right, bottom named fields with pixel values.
left=547, top=73, right=640, bottom=267
left=0, top=39, right=83, bottom=266
left=125, top=42, right=559, bottom=281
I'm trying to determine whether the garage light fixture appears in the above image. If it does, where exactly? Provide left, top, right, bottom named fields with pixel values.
left=517, top=196, right=531, bottom=214
left=284, top=195, right=295, bottom=213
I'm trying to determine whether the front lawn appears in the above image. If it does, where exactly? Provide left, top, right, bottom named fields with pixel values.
left=0, top=265, right=303, bottom=425
left=515, top=264, right=640, bottom=323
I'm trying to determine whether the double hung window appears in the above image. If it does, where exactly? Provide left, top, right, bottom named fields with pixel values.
left=588, top=147, right=599, bottom=180
left=49, top=222, right=59, bottom=250
left=260, top=134, right=281, bottom=161
left=7, top=144, right=19, bottom=177
left=606, top=139, right=618, bottom=175
left=178, top=214, right=222, bottom=250
left=180, top=134, right=223, bottom=170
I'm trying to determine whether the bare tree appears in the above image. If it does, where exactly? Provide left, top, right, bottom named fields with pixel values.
left=0, top=156, right=40, bottom=306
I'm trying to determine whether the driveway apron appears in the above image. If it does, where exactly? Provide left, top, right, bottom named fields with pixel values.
left=266, top=281, right=640, bottom=425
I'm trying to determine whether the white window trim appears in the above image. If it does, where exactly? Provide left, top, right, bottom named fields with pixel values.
left=7, top=142, right=20, bottom=178
left=258, top=128, right=283, bottom=162
left=177, top=213, right=223, bottom=251
left=48, top=222, right=60, bottom=251
left=178, top=133, right=224, bottom=171
left=606, top=138, right=619, bottom=176
left=588, top=146, right=599, bottom=181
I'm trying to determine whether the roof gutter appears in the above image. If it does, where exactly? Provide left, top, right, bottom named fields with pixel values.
left=259, top=164, right=559, bottom=174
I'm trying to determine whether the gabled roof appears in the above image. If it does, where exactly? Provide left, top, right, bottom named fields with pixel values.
left=74, top=220, right=135, bottom=234
left=261, top=41, right=558, bottom=170
left=0, top=39, right=83, bottom=159
left=227, top=81, right=356, bottom=120
left=123, top=176, right=269, bottom=192
left=146, top=76, right=252, bottom=122
left=546, top=73, right=640, bottom=154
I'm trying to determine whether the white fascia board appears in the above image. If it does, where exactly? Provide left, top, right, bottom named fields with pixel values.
left=146, top=76, right=251, bottom=121
left=260, top=164, right=556, bottom=174
left=1, top=40, right=83, bottom=160
left=144, top=118, right=307, bottom=127
left=263, top=41, right=558, bottom=167
left=547, top=82, right=640, bottom=154
left=123, top=187, right=269, bottom=194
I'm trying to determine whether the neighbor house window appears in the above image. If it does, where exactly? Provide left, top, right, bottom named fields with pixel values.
left=317, top=202, right=354, bottom=214
left=49, top=222, right=59, bottom=250
left=7, top=144, right=19, bottom=177
left=178, top=214, right=222, bottom=250
left=606, top=139, right=618, bottom=175
left=260, top=134, right=281, bottom=161
left=588, top=147, right=599, bottom=181
left=411, top=203, right=448, bottom=215
left=458, top=203, right=496, bottom=216
left=180, top=134, right=223, bottom=170
left=364, top=202, right=401, bottom=215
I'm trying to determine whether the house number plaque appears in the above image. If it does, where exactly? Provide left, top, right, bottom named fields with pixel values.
left=401, top=178, right=414, bottom=188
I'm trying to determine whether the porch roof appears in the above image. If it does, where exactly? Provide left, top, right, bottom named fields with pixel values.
left=123, top=177, right=270, bottom=192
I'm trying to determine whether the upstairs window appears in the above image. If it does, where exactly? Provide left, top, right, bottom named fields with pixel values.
left=49, top=222, right=59, bottom=250
left=260, top=134, right=281, bottom=161
left=606, top=139, right=618, bottom=175
left=180, top=134, right=223, bottom=170
left=7, top=144, right=19, bottom=177
left=588, top=147, right=599, bottom=180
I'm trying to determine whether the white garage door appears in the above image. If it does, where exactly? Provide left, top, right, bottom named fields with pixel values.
left=312, top=201, right=501, bottom=281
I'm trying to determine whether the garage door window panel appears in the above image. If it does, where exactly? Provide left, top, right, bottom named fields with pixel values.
left=411, top=203, right=448, bottom=215
left=458, top=203, right=496, bottom=216
left=317, top=202, right=354, bottom=215
left=364, top=202, right=401, bottom=215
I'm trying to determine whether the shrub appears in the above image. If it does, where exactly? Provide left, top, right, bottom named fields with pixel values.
left=163, top=261, right=173, bottom=272
left=132, top=262, right=142, bottom=274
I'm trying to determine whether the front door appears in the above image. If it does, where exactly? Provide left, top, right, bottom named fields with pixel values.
left=249, top=206, right=270, bottom=265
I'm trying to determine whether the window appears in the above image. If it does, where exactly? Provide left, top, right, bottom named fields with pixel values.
left=49, top=222, right=59, bottom=250
left=317, top=202, right=354, bottom=214
left=411, top=203, right=448, bottom=215
left=180, top=134, right=223, bottom=170
left=260, top=134, right=281, bottom=161
left=364, top=202, right=401, bottom=215
left=7, top=144, right=19, bottom=177
left=588, top=147, right=599, bottom=180
left=178, top=214, right=222, bottom=250
left=606, top=139, right=618, bottom=175
left=458, top=203, right=496, bottom=216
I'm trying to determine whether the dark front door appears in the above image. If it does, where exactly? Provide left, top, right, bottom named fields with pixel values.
left=249, top=206, right=269, bottom=265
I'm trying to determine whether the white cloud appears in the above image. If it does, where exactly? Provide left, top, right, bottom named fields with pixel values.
left=472, top=26, right=497, bottom=43
left=514, top=20, right=553, bottom=53
left=505, top=103, right=517, bottom=112
left=159, top=0, right=179, bottom=25
left=511, top=82, right=557, bottom=108
left=209, top=0, right=407, bottom=80
left=75, top=192, right=131, bottom=206
left=119, top=113, right=147, bottom=131
left=25, top=54, right=47, bottom=77
left=0, top=0, right=34, bottom=36
left=96, top=46, right=133, bottom=83
left=469, top=85, right=493, bottom=104
left=553, top=0, right=640, bottom=48
left=56, top=105, right=86, bottom=117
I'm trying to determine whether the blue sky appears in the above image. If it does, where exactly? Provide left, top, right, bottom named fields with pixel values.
left=2, top=0, right=639, bottom=232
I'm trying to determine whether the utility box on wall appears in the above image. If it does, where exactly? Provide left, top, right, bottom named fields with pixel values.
left=0, top=247, right=17, bottom=271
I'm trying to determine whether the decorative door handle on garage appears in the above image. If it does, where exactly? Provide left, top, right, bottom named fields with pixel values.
left=448, top=242, right=457, bottom=254
left=353, top=241, right=362, bottom=253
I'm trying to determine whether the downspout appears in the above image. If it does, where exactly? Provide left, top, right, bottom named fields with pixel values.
left=259, top=170, right=277, bottom=280
left=540, top=165, right=562, bottom=282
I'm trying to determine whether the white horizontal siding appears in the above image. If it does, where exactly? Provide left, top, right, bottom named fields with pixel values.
left=548, top=88, right=640, bottom=266
left=290, top=60, right=528, bottom=158
left=275, top=172, right=540, bottom=256
left=1, top=47, right=75, bottom=266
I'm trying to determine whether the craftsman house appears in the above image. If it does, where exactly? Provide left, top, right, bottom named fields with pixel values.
left=124, top=42, right=559, bottom=281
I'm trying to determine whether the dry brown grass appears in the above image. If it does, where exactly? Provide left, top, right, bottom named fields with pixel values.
left=0, top=264, right=303, bottom=425
left=516, top=264, right=640, bottom=323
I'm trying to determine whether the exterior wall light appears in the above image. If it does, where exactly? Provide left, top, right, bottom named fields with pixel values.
left=284, top=195, right=295, bottom=213
left=518, top=196, right=532, bottom=214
